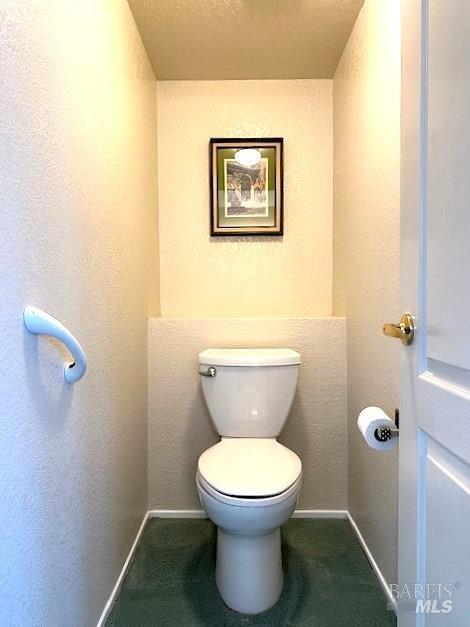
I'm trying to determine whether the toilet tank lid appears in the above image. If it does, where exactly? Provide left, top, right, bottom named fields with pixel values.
left=198, top=348, right=301, bottom=366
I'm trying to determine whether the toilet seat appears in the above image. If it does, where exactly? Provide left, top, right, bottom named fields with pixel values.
left=197, top=469, right=302, bottom=508
left=198, top=438, right=302, bottom=498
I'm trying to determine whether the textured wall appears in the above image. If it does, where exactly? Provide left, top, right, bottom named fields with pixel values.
left=0, top=2, right=158, bottom=625
left=157, top=80, right=333, bottom=317
left=148, top=318, right=347, bottom=510
left=333, top=0, right=401, bottom=583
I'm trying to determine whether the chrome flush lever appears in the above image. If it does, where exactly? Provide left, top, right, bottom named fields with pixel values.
left=199, top=366, right=217, bottom=377
left=383, top=312, right=415, bottom=345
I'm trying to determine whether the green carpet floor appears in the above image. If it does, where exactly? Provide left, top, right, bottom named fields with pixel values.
left=107, top=518, right=396, bottom=626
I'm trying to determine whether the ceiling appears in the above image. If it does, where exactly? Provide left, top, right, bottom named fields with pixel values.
left=128, top=0, right=364, bottom=80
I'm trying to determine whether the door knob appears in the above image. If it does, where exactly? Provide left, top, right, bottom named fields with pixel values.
left=383, top=312, right=415, bottom=345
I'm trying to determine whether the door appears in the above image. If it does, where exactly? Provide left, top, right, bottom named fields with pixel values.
left=399, top=1, right=470, bottom=624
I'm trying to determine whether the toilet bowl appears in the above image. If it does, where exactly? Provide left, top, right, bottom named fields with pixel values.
left=196, top=439, right=301, bottom=614
left=195, top=348, right=302, bottom=614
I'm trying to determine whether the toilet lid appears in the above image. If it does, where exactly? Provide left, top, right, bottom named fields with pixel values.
left=198, top=438, right=302, bottom=498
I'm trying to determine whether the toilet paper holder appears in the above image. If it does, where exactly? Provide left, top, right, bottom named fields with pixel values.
left=374, top=408, right=399, bottom=443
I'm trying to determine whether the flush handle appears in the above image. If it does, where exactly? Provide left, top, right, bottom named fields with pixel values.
left=199, top=366, right=217, bottom=377
left=383, top=312, right=415, bottom=345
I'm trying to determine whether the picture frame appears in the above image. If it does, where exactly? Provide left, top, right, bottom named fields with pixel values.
left=210, top=138, right=284, bottom=236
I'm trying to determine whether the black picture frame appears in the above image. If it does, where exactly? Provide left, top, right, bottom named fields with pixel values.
left=210, top=138, right=284, bottom=236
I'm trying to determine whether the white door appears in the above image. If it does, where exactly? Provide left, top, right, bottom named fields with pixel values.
left=399, top=1, right=470, bottom=625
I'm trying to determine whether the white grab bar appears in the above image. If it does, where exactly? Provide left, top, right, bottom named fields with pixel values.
left=23, top=306, right=87, bottom=384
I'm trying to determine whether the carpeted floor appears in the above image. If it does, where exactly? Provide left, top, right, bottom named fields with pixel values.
left=106, top=518, right=396, bottom=626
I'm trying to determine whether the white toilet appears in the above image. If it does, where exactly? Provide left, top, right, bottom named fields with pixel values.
left=195, top=348, right=302, bottom=615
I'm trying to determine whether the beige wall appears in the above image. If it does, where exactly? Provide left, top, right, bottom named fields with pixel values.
left=333, top=0, right=401, bottom=584
left=148, top=318, right=347, bottom=510
left=0, top=1, right=158, bottom=624
left=157, top=80, right=333, bottom=317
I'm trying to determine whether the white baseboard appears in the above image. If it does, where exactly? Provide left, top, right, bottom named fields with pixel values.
left=292, top=509, right=348, bottom=518
left=347, top=512, right=397, bottom=614
left=148, top=509, right=348, bottom=519
left=96, top=511, right=149, bottom=627
left=148, top=509, right=208, bottom=518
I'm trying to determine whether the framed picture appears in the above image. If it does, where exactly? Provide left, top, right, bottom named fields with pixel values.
left=210, top=138, right=283, bottom=236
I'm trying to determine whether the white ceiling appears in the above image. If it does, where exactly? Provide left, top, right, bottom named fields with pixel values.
left=128, top=0, right=364, bottom=80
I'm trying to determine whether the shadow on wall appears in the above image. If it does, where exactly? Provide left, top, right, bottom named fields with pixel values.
left=184, top=388, right=219, bottom=501
left=209, top=236, right=284, bottom=244
left=23, top=330, right=74, bottom=429
left=280, top=386, right=309, bottom=480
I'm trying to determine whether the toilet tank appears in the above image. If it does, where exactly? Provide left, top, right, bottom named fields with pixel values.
left=198, top=348, right=301, bottom=437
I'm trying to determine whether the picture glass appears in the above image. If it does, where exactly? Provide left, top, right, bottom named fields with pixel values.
left=217, top=148, right=276, bottom=227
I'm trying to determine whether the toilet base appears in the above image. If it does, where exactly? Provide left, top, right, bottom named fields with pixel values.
left=215, top=527, right=283, bottom=614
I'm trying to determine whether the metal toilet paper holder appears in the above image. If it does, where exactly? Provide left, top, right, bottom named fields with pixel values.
left=374, top=408, right=400, bottom=443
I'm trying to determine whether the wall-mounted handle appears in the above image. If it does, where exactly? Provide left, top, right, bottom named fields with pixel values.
left=199, top=366, right=217, bottom=377
left=23, top=306, right=87, bottom=384
left=383, top=312, right=415, bottom=345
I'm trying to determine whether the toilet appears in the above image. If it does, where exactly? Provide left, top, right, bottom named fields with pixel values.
left=195, top=348, right=302, bottom=614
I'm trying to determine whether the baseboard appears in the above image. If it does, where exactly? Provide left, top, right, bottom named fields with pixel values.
left=96, top=510, right=149, bottom=627
left=148, top=509, right=208, bottom=518
left=347, top=513, right=397, bottom=614
left=292, top=509, right=348, bottom=518
left=148, top=509, right=348, bottom=519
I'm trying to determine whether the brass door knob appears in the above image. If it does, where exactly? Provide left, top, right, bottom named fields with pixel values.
left=383, top=312, right=415, bottom=345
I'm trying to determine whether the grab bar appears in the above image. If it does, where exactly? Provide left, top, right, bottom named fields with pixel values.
left=23, top=306, right=87, bottom=384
